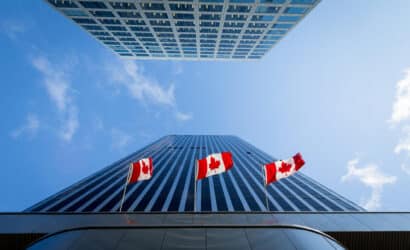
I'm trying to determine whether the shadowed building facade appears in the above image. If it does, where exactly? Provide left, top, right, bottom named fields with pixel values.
left=2, top=135, right=410, bottom=250
left=26, top=135, right=362, bottom=213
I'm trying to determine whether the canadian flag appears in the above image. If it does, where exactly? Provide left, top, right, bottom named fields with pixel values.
left=196, top=152, right=233, bottom=180
left=263, top=153, right=305, bottom=185
left=127, top=157, right=153, bottom=184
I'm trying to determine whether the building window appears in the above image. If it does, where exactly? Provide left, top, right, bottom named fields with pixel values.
left=79, top=1, right=107, bottom=9
left=140, top=3, right=165, bottom=11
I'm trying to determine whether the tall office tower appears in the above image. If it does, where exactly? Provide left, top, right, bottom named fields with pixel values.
left=13, top=135, right=410, bottom=249
left=27, top=135, right=362, bottom=213
left=45, top=0, right=320, bottom=60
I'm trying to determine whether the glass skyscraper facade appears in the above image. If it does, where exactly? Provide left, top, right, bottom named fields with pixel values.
left=46, top=0, right=321, bottom=60
left=27, top=135, right=362, bottom=213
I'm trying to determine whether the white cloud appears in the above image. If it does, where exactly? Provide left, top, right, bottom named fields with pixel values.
left=390, top=69, right=410, bottom=124
left=1, top=20, right=26, bottom=40
left=60, top=107, right=79, bottom=142
left=107, top=60, right=175, bottom=106
left=341, top=158, right=397, bottom=210
left=394, top=131, right=410, bottom=155
left=401, top=164, right=410, bottom=175
left=175, top=111, right=193, bottom=121
left=32, top=57, right=69, bottom=111
left=106, top=59, right=192, bottom=122
left=111, top=128, right=132, bottom=150
left=10, top=113, right=40, bottom=139
left=31, top=56, right=79, bottom=142
left=390, top=69, right=410, bottom=175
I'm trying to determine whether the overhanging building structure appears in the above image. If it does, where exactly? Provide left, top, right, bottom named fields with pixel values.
left=2, top=135, right=410, bottom=250
left=45, top=0, right=320, bottom=60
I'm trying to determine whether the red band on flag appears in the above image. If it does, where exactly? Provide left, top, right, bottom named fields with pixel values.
left=128, top=162, right=141, bottom=184
left=264, top=162, right=277, bottom=185
left=221, top=151, right=233, bottom=171
left=293, top=152, right=305, bottom=171
left=196, top=158, right=208, bottom=180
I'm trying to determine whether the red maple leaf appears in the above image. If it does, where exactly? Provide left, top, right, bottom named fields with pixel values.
left=142, top=161, right=149, bottom=174
left=209, top=156, right=220, bottom=170
left=278, top=161, right=292, bottom=174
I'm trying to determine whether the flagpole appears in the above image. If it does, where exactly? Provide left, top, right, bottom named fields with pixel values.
left=194, top=160, right=197, bottom=212
left=261, top=165, right=269, bottom=211
left=119, top=163, right=131, bottom=212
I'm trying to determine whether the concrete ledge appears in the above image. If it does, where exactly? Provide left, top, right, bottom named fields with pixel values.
left=1, top=212, right=410, bottom=249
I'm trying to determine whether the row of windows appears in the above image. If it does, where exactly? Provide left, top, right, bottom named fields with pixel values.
left=84, top=25, right=288, bottom=37
left=61, top=7, right=308, bottom=21
left=94, top=32, right=283, bottom=40
left=53, top=0, right=310, bottom=19
left=107, top=41, right=273, bottom=46
left=61, top=8, right=308, bottom=21
left=111, top=33, right=280, bottom=41
left=29, top=135, right=361, bottom=212
left=87, top=21, right=293, bottom=29
left=109, top=50, right=271, bottom=57
left=104, top=41, right=273, bottom=52
left=113, top=54, right=265, bottom=58
left=93, top=31, right=282, bottom=40
left=49, top=0, right=318, bottom=10
left=112, top=47, right=270, bottom=54
left=105, top=41, right=275, bottom=49
left=81, top=10, right=298, bottom=21
left=75, top=17, right=300, bottom=27
left=99, top=37, right=278, bottom=54
left=114, top=53, right=261, bottom=59
left=113, top=49, right=269, bottom=54
left=81, top=20, right=292, bottom=29
left=102, top=40, right=277, bottom=46
left=102, top=41, right=276, bottom=49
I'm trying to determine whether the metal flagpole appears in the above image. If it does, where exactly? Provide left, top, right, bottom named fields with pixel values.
left=261, top=165, right=269, bottom=211
left=194, top=160, right=197, bottom=212
left=119, top=163, right=131, bottom=212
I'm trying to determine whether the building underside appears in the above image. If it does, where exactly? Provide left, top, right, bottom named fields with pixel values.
left=45, top=0, right=321, bottom=60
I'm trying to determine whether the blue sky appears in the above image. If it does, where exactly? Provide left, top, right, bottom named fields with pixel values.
left=1, top=1, right=410, bottom=212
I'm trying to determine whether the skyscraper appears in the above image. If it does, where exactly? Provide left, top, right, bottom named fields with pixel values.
left=27, top=135, right=362, bottom=213
left=4, top=135, right=410, bottom=250
left=45, top=0, right=321, bottom=60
